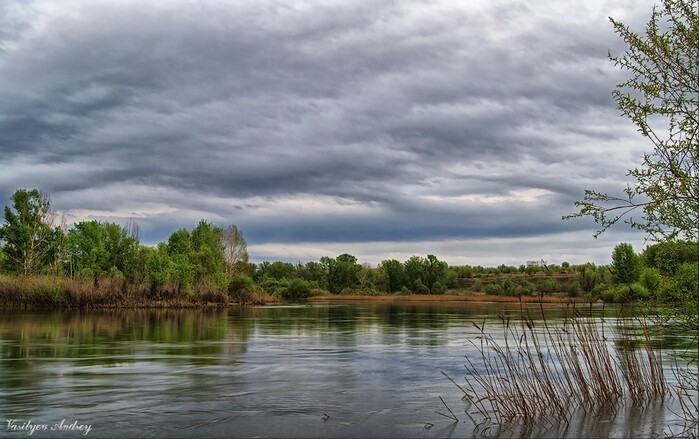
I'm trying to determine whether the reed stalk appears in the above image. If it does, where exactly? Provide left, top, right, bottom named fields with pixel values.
left=451, top=304, right=678, bottom=434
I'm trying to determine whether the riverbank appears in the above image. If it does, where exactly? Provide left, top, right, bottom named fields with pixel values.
left=0, top=274, right=597, bottom=309
left=308, top=293, right=592, bottom=304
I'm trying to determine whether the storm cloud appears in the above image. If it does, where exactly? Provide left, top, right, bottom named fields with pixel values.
left=0, top=0, right=653, bottom=265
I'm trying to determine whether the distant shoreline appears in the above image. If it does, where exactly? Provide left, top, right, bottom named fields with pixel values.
left=307, top=293, right=592, bottom=304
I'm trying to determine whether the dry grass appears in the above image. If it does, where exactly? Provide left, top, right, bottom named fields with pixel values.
left=0, top=275, right=280, bottom=308
left=449, top=304, right=680, bottom=435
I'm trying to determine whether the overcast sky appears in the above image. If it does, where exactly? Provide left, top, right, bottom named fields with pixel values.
left=0, top=0, right=656, bottom=266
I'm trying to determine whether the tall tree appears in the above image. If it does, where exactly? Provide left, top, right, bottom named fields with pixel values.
left=66, top=220, right=138, bottom=279
left=222, top=224, right=249, bottom=276
left=322, top=253, right=360, bottom=294
left=0, top=189, right=55, bottom=275
left=611, top=243, right=642, bottom=285
left=379, top=259, right=404, bottom=294
left=423, top=254, right=448, bottom=294
left=566, top=0, right=698, bottom=241
left=190, top=220, right=227, bottom=289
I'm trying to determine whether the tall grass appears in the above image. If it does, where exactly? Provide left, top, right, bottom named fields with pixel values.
left=448, top=304, right=697, bottom=437
left=0, top=275, right=277, bottom=308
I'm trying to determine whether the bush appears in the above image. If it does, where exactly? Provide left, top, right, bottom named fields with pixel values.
left=629, top=282, right=650, bottom=300
left=566, top=281, right=581, bottom=298
left=639, top=267, right=662, bottom=296
left=228, top=274, right=254, bottom=304
left=598, top=284, right=631, bottom=303
left=260, top=277, right=289, bottom=297
left=412, top=279, right=429, bottom=294
left=503, top=278, right=517, bottom=296
left=521, top=282, right=536, bottom=296
left=661, top=262, right=699, bottom=302
left=484, top=283, right=502, bottom=295
left=538, top=279, right=558, bottom=295
left=281, top=278, right=312, bottom=300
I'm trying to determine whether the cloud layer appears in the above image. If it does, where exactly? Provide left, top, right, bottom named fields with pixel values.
left=0, top=0, right=653, bottom=265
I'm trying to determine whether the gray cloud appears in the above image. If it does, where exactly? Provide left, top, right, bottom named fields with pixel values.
left=0, top=0, right=652, bottom=263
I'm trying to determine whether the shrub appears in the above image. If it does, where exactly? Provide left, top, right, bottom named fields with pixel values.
left=484, top=283, right=502, bottom=295
left=629, top=282, right=650, bottom=300
left=566, top=281, right=581, bottom=298
left=639, top=267, right=662, bottom=295
left=281, top=278, right=312, bottom=300
left=521, top=283, right=536, bottom=296
left=503, top=278, right=517, bottom=296
left=228, top=274, right=254, bottom=304
left=538, top=279, right=558, bottom=295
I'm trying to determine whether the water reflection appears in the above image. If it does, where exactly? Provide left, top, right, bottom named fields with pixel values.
left=0, top=303, right=696, bottom=438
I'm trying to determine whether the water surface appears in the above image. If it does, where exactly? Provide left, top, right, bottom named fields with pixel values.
left=1, top=302, right=696, bottom=438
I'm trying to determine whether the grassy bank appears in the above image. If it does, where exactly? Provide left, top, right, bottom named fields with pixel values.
left=0, top=275, right=278, bottom=308
left=0, top=275, right=597, bottom=309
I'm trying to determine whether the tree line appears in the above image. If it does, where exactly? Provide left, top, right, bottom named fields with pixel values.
left=0, top=188, right=697, bottom=315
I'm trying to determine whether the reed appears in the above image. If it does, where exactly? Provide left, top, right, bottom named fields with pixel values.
left=451, top=304, right=676, bottom=435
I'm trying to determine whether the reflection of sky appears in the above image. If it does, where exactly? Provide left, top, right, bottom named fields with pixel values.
left=0, top=304, right=695, bottom=438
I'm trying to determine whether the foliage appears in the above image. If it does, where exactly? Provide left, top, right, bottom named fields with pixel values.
left=379, top=259, right=404, bottom=294
left=611, top=243, right=642, bottom=285
left=228, top=274, right=254, bottom=304
left=0, top=189, right=55, bottom=275
left=402, top=255, right=448, bottom=294
left=503, top=277, right=517, bottom=296
left=484, top=283, right=502, bottom=295
left=642, top=239, right=699, bottom=275
left=639, top=267, right=663, bottom=295
left=145, top=244, right=174, bottom=295
left=565, top=0, right=698, bottom=241
left=322, top=254, right=360, bottom=294
left=660, top=261, right=699, bottom=328
left=281, top=278, right=312, bottom=300
left=257, top=261, right=296, bottom=280
left=579, top=263, right=600, bottom=292
left=538, top=279, right=558, bottom=295
left=66, top=221, right=139, bottom=281
left=190, top=220, right=228, bottom=291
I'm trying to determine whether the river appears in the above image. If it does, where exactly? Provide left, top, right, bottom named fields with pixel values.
left=1, top=302, right=696, bottom=438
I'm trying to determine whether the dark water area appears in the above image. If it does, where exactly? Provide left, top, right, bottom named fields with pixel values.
left=0, top=302, right=696, bottom=438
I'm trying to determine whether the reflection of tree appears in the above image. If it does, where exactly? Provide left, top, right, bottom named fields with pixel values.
left=0, top=309, right=235, bottom=366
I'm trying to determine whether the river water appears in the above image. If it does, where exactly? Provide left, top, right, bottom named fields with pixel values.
left=1, top=302, right=696, bottom=438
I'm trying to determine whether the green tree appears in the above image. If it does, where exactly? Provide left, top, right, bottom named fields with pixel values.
left=257, top=261, right=296, bottom=280
left=322, top=253, right=360, bottom=294
left=660, top=262, right=698, bottom=328
left=423, top=254, right=448, bottom=294
left=103, top=221, right=139, bottom=278
left=503, top=277, right=517, bottom=296
left=66, top=221, right=138, bottom=279
left=404, top=256, right=427, bottom=294
left=379, top=259, right=404, bottom=294
left=228, top=273, right=255, bottom=304
left=566, top=0, right=698, bottom=241
left=0, top=189, right=55, bottom=275
left=145, top=243, right=174, bottom=293
left=67, top=221, right=108, bottom=279
left=190, top=220, right=227, bottom=290
left=611, top=243, right=642, bottom=285
left=167, top=229, right=196, bottom=294
left=282, top=278, right=312, bottom=300
left=642, top=239, right=699, bottom=275
left=296, top=261, right=326, bottom=286
left=579, top=263, right=600, bottom=292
